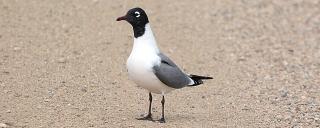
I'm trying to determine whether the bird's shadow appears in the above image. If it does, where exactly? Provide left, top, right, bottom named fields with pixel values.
left=133, top=113, right=199, bottom=123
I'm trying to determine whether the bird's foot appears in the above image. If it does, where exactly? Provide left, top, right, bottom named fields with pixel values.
left=136, top=114, right=153, bottom=121
left=157, top=117, right=166, bottom=123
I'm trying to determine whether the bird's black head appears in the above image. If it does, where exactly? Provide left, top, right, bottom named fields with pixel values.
left=117, top=7, right=149, bottom=38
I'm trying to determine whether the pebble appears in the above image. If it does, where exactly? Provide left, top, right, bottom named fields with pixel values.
left=279, top=89, right=288, bottom=97
left=2, top=71, right=9, bottom=74
left=88, top=123, right=94, bottom=127
left=283, top=114, right=292, bottom=120
left=282, top=61, right=288, bottom=66
left=37, top=105, right=42, bottom=109
left=57, top=58, right=67, bottom=63
left=0, top=123, right=8, bottom=128
left=3, top=90, right=10, bottom=93
left=14, top=93, right=22, bottom=97
left=81, top=88, right=87, bottom=92
left=13, top=47, right=21, bottom=51
left=264, top=75, right=271, bottom=80
left=275, top=114, right=283, bottom=121
left=111, top=81, right=117, bottom=85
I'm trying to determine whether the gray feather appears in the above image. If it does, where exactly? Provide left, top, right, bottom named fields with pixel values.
left=153, top=53, right=192, bottom=89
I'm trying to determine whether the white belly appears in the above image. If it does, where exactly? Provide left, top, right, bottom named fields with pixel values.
left=126, top=23, right=175, bottom=94
left=126, top=54, right=174, bottom=94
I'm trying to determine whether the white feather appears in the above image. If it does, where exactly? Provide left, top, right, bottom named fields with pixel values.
left=126, top=23, right=175, bottom=94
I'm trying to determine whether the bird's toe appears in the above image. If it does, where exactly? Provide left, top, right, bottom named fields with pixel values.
left=157, top=117, right=166, bottom=123
left=136, top=114, right=153, bottom=121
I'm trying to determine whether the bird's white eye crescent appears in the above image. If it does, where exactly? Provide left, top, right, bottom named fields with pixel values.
left=135, top=11, right=140, bottom=17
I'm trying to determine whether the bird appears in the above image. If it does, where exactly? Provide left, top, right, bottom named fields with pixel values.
left=116, top=7, right=212, bottom=123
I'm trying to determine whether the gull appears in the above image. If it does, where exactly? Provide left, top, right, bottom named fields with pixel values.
left=116, top=7, right=212, bottom=123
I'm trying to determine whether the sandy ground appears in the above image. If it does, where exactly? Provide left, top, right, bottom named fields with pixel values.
left=0, top=0, right=319, bottom=127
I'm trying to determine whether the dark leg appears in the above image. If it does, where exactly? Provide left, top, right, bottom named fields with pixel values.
left=137, top=92, right=153, bottom=121
left=158, top=95, right=166, bottom=123
left=146, top=92, right=152, bottom=118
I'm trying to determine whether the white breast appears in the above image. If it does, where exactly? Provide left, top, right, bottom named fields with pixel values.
left=126, top=24, right=174, bottom=94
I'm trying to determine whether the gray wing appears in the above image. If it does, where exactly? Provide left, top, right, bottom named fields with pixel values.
left=153, top=53, right=192, bottom=89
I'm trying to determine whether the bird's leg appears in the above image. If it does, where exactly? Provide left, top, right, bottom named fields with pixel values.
left=137, top=92, right=153, bottom=121
left=147, top=92, right=153, bottom=118
left=158, top=95, right=166, bottom=123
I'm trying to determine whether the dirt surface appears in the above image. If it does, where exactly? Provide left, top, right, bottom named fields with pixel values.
left=0, top=0, right=320, bottom=127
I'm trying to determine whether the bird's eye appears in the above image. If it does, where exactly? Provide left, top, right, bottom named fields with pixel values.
left=134, top=11, right=140, bottom=18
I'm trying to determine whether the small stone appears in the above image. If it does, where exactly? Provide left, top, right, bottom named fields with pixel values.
left=276, top=114, right=283, bottom=121
left=3, top=90, right=10, bottom=93
left=6, top=110, right=11, bottom=113
left=57, top=58, right=67, bottom=63
left=279, top=88, right=288, bottom=97
left=237, top=57, right=246, bottom=62
left=281, top=91, right=288, bottom=97
left=62, top=24, right=67, bottom=29
left=13, top=47, right=21, bottom=51
left=14, top=93, right=22, bottom=97
left=0, top=123, right=8, bottom=127
left=111, top=81, right=117, bottom=85
left=72, top=51, right=81, bottom=55
left=81, top=88, right=87, bottom=92
left=288, top=49, right=294, bottom=53
left=264, top=75, right=271, bottom=80
left=106, top=41, right=111, bottom=45
left=2, top=71, right=9, bottom=74
left=242, top=107, right=250, bottom=111
left=88, top=123, right=94, bottom=127
left=282, top=61, right=288, bottom=66
left=283, top=114, right=292, bottom=120
left=44, top=99, right=50, bottom=102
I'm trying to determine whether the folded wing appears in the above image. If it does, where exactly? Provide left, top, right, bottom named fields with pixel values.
left=153, top=53, right=192, bottom=89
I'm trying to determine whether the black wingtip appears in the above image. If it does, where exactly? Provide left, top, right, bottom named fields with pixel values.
left=189, top=74, right=213, bottom=86
left=190, top=74, right=213, bottom=79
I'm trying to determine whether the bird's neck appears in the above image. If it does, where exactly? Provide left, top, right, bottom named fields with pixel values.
left=133, top=25, right=145, bottom=38
left=133, top=23, right=160, bottom=53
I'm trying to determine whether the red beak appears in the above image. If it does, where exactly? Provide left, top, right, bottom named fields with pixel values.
left=116, top=15, right=127, bottom=21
